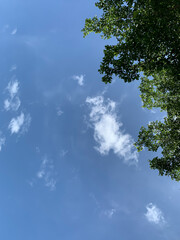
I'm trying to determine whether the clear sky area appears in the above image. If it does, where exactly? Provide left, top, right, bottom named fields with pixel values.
left=0, top=0, right=180, bottom=239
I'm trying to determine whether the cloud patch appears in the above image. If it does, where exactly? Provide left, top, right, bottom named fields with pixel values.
left=8, top=112, right=31, bottom=134
left=37, top=157, right=56, bottom=191
left=4, top=98, right=21, bottom=111
left=7, top=79, right=19, bottom=98
left=11, top=28, right=17, bottom=35
left=145, top=203, right=165, bottom=225
left=56, top=107, right=63, bottom=116
left=4, top=79, right=21, bottom=111
left=86, top=96, right=138, bottom=164
left=0, top=133, right=5, bottom=151
left=73, top=74, right=85, bottom=86
left=101, top=208, right=117, bottom=218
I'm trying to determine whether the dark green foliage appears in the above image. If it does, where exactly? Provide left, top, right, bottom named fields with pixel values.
left=83, top=0, right=180, bottom=180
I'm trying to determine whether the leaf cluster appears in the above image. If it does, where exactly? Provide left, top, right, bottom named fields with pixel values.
left=82, top=0, right=180, bottom=83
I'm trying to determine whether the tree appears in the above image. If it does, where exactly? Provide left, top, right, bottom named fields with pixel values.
left=82, top=0, right=180, bottom=180
left=136, top=71, right=180, bottom=180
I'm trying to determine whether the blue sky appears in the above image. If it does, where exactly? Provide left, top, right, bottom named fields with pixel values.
left=0, top=0, right=180, bottom=239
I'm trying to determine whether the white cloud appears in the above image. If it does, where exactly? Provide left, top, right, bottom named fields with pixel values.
left=86, top=96, right=138, bottom=164
left=7, top=79, right=19, bottom=98
left=151, top=109, right=156, bottom=114
left=8, top=113, right=24, bottom=134
left=56, top=107, right=63, bottom=116
left=11, top=28, right=17, bottom=35
left=102, top=208, right=117, bottom=218
left=0, top=134, right=5, bottom=151
left=4, top=97, right=21, bottom=111
left=4, top=79, right=21, bottom=111
left=145, top=203, right=165, bottom=225
left=100, top=200, right=130, bottom=219
left=8, top=113, right=31, bottom=134
left=4, top=99, right=10, bottom=110
left=73, top=74, right=85, bottom=86
left=37, top=157, right=56, bottom=191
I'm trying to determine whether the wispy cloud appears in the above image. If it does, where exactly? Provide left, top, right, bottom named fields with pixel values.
left=8, top=112, right=31, bottom=134
left=4, top=79, right=21, bottom=111
left=89, top=193, right=129, bottom=219
left=73, top=74, right=85, bottom=86
left=8, top=113, right=24, bottom=134
left=37, top=157, right=56, bottom=191
left=101, top=208, right=117, bottom=218
left=86, top=96, right=138, bottom=164
left=56, top=107, right=63, bottom=116
left=10, top=64, right=17, bottom=72
left=100, top=200, right=130, bottom=219
left=0, top=133, right=5, bottom=151
left=4, top=97, right=21, bottom=111
left=60, top=149, right=68, bottom=157
left=7, top=79, right=19, bottom=98
left=145, top=203, right=165, bottom=225
left=11, top=28, right=17, bottom=35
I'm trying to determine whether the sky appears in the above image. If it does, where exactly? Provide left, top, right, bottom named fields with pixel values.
left=0, top=0, right=180, bottom=239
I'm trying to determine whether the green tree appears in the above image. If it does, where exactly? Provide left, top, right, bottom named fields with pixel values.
left=136, top=71, right=180, bottom=180
left=82, top=0, right=180, bottom=180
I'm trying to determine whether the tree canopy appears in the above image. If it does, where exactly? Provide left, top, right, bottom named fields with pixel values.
left=82, top=0, right=180, bottom=180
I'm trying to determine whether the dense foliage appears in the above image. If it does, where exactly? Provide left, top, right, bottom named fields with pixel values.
left=82, top=0, right=180, bottom=180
